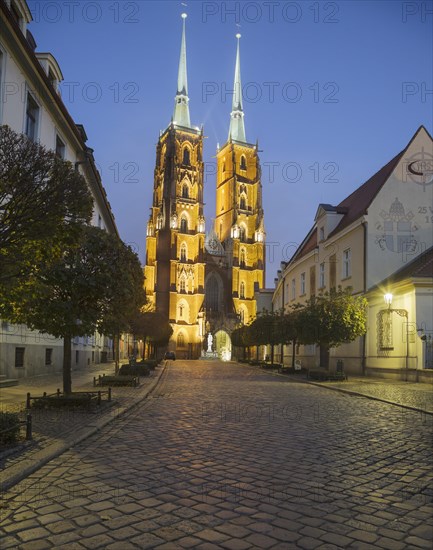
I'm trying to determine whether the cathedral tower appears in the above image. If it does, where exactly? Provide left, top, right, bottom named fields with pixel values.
left=144, top=14, right=206, bottom=358
left=213, top=35, right=265, bottom=325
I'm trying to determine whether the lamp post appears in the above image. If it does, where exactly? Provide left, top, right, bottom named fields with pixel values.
left=384, top=293, right=409, bottom=381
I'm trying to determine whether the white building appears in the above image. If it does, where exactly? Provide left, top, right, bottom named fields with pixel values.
left=0, top=0, right=128, bottom=378
left=273, top=126, right=433, bottom=382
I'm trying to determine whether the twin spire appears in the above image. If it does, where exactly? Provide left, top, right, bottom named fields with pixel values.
left=173, top=13, right=190, bottom=128
left=172, top=15, right=246, bottom=143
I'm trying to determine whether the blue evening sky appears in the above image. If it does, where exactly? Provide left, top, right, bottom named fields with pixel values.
left=27, top=0, right=432, bottom=285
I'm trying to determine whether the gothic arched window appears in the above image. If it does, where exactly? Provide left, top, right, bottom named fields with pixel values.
left=182, top=184, right=189, bottom=198
left=240, top=155, right=247, bottom=171
left=180, top=278, right=186, bottom=293
left=180, top=243, right=187, bottom=262
left=177, top=333, right=185, bottom=348
left=240, top=195, right=246, bottom=210
left=179, top=304, right=184, bottom=318
left=240, top=281, right=245, bottom=299
left=240, top=249, right=246, bottom=268
left=206, top=276, right=219, bottom=312
left=180, top=217, right=188, bottom=233
left=183, top=147, right=190, bottom=165
left=239, top=226, right=246, bottom=243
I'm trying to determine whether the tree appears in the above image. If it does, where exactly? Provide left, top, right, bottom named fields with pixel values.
left=249, top=311, right=293, bottom=364
left=231, top=324, right=254, bottom=360
left=130, top=311, right=173, bottom=359
left=295, top=287, right=367, bottom=369
left=0, top=125, right=93, bottom=293
left=4, top=226, right=145, bottom=393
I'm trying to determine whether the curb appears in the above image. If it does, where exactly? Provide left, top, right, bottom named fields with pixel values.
left=303, top=380, right=433, bottom=416
left=237, top=362, right=433, bottom=417
left=0, top=363, right=167, bottom=494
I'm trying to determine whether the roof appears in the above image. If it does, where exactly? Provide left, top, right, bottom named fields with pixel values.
left=328, top=125, right=432, bottom=238
left=327, top=149, right=405, bottom=238
left=370, top=246, right=433, bottom=291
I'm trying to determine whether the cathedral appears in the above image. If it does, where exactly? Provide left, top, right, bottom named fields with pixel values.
left=144, top=15, right=265, bottom=360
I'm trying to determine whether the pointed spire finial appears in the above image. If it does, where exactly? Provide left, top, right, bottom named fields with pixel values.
left=228, top=33, right=246, bottom=143
left=173, top=13, right=191, bottom=128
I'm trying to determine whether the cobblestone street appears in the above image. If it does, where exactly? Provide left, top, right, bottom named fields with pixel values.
left=1, top=361, right=433, bottom=549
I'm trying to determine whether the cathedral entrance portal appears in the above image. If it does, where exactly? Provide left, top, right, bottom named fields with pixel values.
left=214, top=330, right=232, bottom=361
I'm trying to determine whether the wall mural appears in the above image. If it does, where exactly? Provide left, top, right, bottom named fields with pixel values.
left=375, top=197, right=419, bottom=254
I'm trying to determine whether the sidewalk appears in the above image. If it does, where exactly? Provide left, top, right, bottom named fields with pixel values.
left=0, top=361, right=167, bottom=493
left=308, top=377, right=433, bottom=415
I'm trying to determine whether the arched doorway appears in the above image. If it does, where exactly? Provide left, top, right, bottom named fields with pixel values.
left=215, top=330, right=232, bottom=361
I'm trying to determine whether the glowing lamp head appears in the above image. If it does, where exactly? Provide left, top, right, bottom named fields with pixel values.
left=384, top=293, right=393, bottom=307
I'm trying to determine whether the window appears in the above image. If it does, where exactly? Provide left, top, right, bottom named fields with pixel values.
left=206, top=276, right=220, bottom=311
left=56, top=135, right=65, bottom=158
left=15, top=347, right=25, bottom=368
left=319, top=227, right=325, bottom=241
left=343, top=248, right=351, bottom=279
left=25, top=93, right=39, bottom=141
left=300, top=272, right=306, bottom=295
left=239, top=226, right=246, bottom=242
left=180, top=244, right=187, bottom=262
left=180, top=278, right=186, bottom=293
left=182, top=184, right=189, bottom=198
left=240, top=249, right=246, bottom=268
left=291, top=278, right=296, bottom=300
left=45, top=348, right=53, bottom=365
left=180, top=217, right=188, bottom=233
left=239, top=309, right=245, bottom=324
left=92, top=351, right=95, bottom=362
left=177, top=333, right=185, bottom=347
left=182, top=147, right=190, bottom=165
left=240, top=195, right=246, bottom=210
left=240, top=155, right=247, bottom=171
left=240, top=281, right=245, bottom=299
left=319, top=262, right=325, bottom=288
left=179, top=304, right=184, bottom=318
left=97, top=214, right=102, bottom=228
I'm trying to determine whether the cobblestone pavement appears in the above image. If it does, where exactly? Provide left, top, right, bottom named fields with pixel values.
left=1, top=361, right=432, bottom=549
left=0, top=362, right=163, bottom=489
left=316, top=378, right=433, bottom=414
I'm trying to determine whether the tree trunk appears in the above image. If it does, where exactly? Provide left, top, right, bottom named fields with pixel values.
left=291, top=340, right=296, bottom=368
left=320, top=345, right=330, bottom=369
left=271, top=345, right=274, bottom=364
left=114, top=332, right=120, bottom=374
left=63, top=335, right=72, bottom=395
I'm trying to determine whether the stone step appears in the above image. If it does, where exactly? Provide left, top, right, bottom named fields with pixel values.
left=0, top=378, right=19, bottom=387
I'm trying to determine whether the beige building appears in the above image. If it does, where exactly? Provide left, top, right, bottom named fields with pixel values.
left=273, top=126, right=433, bottom=381
left=0, top=0, right=128, bottom=379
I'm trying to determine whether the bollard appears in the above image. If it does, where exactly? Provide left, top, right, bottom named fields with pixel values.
left=57, top=388, right=60, bottom=398
left=26, top=414, right=32, bottom=440
left=93, top=376, right=96, bottom=387
left=26, top=392, right=31, bottom=409
left=98, top=391, right=101, bottom=405
left=108, top=387, right=112, bottom=402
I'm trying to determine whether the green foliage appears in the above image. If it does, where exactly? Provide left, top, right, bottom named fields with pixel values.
left=231, top=324, right=254, bottom=348
left=0, top=412, right=21, bottom=445
left=295, top=287, right=367, bottom=348
left=130, top=311, right=173, bottom=347
left=0, top=125, right=93, bottom=298
left=5, top=226, right=145, bottom=340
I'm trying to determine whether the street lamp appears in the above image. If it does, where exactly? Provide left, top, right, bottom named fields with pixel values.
left=383, top=292, right=409, bottom=381
left=384, top=293, right=393, bottom=307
